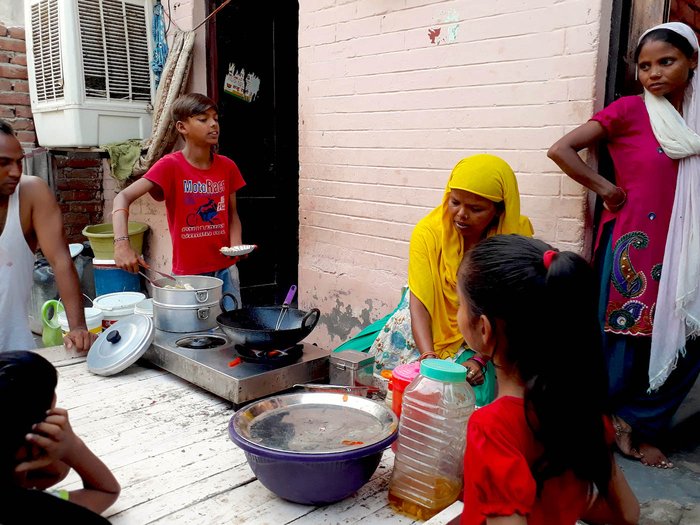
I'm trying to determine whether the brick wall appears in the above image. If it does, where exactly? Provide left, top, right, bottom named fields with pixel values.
left=0, top=23, right=35, bottom=146
left=298, top=0, right=612, bottom=348
left=52, top=153, right=104, bottom=243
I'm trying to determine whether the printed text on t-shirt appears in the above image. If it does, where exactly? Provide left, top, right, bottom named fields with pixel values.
left=183, top=179, right=226, bottom=194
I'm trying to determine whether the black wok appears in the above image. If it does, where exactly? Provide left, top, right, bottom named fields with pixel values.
left=217, top=293, right=320, bottom=349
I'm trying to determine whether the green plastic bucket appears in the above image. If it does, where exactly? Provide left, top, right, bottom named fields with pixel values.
left=82, top=221, right=149, bottom=260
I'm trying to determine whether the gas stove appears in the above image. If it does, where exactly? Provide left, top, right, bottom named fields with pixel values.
left=141, top=328, right=330, bottom=408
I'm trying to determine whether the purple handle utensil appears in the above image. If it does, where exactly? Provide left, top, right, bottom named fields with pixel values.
left=275, top=285, right=298, bottom=331
left=283, top=285, right=297, bottom=306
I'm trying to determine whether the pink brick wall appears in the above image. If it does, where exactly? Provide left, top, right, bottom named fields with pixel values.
left=298, top=0, right=612, bottom=347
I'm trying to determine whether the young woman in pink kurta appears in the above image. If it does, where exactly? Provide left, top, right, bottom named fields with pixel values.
left=548, top=23, right=700, bottom=469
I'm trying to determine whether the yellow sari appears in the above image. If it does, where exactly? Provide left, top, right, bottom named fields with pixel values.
left=408, top=154, right=533, bottom=358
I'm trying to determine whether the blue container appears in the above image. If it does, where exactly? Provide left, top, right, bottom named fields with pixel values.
left=93, top=259, right=141, bottom=296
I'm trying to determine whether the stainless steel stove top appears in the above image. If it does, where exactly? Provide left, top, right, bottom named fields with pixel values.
left=142, top=328, right=330, bottom=408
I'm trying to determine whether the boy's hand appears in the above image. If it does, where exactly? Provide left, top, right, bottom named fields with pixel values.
left=63, top=327, right=98, bottom=353
left=15, top=408, right=79, bottom=473
left=114, top=240, right=146, bottom=274
left=222, top=253, right=248, bottom=265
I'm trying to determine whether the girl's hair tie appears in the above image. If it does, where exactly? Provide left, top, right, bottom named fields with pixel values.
left=543, top=250, right=558, bottom=269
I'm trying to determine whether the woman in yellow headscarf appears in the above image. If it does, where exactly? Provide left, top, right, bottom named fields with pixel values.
left=370, top=154, right=533, bottom=405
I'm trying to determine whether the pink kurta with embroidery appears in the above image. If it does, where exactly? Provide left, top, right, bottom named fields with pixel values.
left=592, top=96, right=679, bottom=336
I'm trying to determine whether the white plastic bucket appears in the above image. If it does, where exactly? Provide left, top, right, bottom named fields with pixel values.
left=93, top=292, right=146, bottom=329
left=134, top=298, right=153, bottom=318
left=58, top=307, right=104, bottom=336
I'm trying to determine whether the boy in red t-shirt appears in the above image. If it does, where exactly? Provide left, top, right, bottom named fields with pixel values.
left=113, top=93, right=246, bottom=306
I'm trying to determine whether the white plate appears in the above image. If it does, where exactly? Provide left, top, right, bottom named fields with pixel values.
left=220, top=244, right=256, bottom=257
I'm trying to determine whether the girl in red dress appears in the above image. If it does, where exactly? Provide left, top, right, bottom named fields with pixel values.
left=456, top=235, right=639, bottom=525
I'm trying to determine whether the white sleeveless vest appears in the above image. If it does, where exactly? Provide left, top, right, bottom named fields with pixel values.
left=0, top=179, right=36, bottom=350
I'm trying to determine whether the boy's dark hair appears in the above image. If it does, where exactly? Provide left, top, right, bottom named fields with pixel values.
left=0, top=351, right=58, bottom=483
left=458, top=234, right=612, bottom=496
left=171, top=93, right=218, bottom=124
left=0, top=119, right=16, bottom=136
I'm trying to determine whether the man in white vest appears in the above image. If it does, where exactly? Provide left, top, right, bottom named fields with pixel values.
left=0, top=120, right=93, bottom=352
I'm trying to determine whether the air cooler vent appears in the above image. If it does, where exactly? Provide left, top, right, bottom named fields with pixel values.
left=25, top=0, right=154, bottom=147
left=30, top=0, right=63, bottom=102
left=78, top=0, right=151, bottom=102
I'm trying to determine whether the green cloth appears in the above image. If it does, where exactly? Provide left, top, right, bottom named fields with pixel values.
left=333, top=287, right=408, bottom=354
left=102, top=139, right=143, bottom=181
left=333, top=314, right=390, bottom=353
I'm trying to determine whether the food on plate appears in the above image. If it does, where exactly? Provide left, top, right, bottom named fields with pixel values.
left=220, top=244, right=256, bottom=257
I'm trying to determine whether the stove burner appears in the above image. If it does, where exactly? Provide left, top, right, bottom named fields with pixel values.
left=235, top=344, right=303, bottom=367
left=176, top=335, right=228, bottom=349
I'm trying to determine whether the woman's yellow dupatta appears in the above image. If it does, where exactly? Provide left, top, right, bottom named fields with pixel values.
left=408, top=154, right=533, bottom=358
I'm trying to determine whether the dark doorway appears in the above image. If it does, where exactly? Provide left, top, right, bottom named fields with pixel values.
left=207, top=1, right=299, bottom=306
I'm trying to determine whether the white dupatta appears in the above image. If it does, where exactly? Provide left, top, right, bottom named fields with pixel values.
left=643, top=22, right=700, bottom=390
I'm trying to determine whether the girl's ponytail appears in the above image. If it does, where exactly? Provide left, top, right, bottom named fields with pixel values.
left=459, top=235, right=612, bottom=494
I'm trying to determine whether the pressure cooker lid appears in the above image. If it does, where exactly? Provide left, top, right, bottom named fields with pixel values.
left=87, top=314, right=154, bottom=376
left=231, top=392, right=398, bottom=454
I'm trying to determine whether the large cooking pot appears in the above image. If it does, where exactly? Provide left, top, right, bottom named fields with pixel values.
left=151, top=275, right=223, bottom=332
left=217, top=293, right=320, bottom=349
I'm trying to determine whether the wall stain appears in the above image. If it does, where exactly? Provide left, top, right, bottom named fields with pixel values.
left=321, top=297, right=376, bottom=342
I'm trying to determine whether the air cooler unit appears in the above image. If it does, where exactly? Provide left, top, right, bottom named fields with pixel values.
left=25, top=0, right=154, bottom=148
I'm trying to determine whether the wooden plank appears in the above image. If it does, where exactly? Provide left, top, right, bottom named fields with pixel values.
left=110, top=468, right=260, bottom=523
left=52, top=361, right=415, bottom=524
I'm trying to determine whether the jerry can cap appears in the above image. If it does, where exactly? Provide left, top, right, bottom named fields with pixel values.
left=420, top=358, right=467, bottom=383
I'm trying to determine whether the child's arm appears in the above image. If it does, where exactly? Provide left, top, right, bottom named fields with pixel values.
left=16, top=407, right=121, bottom=515
left=228, top=192, right=243, bottom=246
left=19, top=459, right=71, bottom=490
left=547, top=121, right=627, bottom=213
left=113, top=178, right=159, bottom=273
left=582, top=458, right=640, bottom=525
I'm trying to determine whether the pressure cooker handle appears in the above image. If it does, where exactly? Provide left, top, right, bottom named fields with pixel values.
left=219, top=292, right=239, bottom=313
left=301, top=308, right=320, bottom=332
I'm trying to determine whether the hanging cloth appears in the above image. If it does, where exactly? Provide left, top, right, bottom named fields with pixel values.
left=132, top=28, right=196, bottom=178
left=151, top=0, right=169, bottom=88
left=644, top=22, right=700, bottom=390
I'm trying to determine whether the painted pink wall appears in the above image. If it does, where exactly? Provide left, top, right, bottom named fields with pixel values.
left=105, top=1, right=613, bottom=352
left=298, top=0, right=612, bottom=348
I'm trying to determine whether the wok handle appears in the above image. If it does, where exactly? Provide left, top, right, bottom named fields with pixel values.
left=301, top=308, right=321, bottom=332
left=219, top=292, right=239, bottom=313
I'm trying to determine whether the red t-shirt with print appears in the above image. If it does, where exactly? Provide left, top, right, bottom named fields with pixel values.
left=144, top=151, right=246, bottom=275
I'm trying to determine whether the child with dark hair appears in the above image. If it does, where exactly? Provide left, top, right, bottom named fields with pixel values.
left=113, top=93, right=247, bottom=306
left=457, top=235, right=639, bottom=525
left=0, top=351, right=120, bottom=524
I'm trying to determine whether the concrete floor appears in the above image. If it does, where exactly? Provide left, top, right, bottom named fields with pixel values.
left=617, top=391, right=700, bottom=524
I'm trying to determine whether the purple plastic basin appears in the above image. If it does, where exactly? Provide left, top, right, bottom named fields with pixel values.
left=229, top=414, right=397, bottom=505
